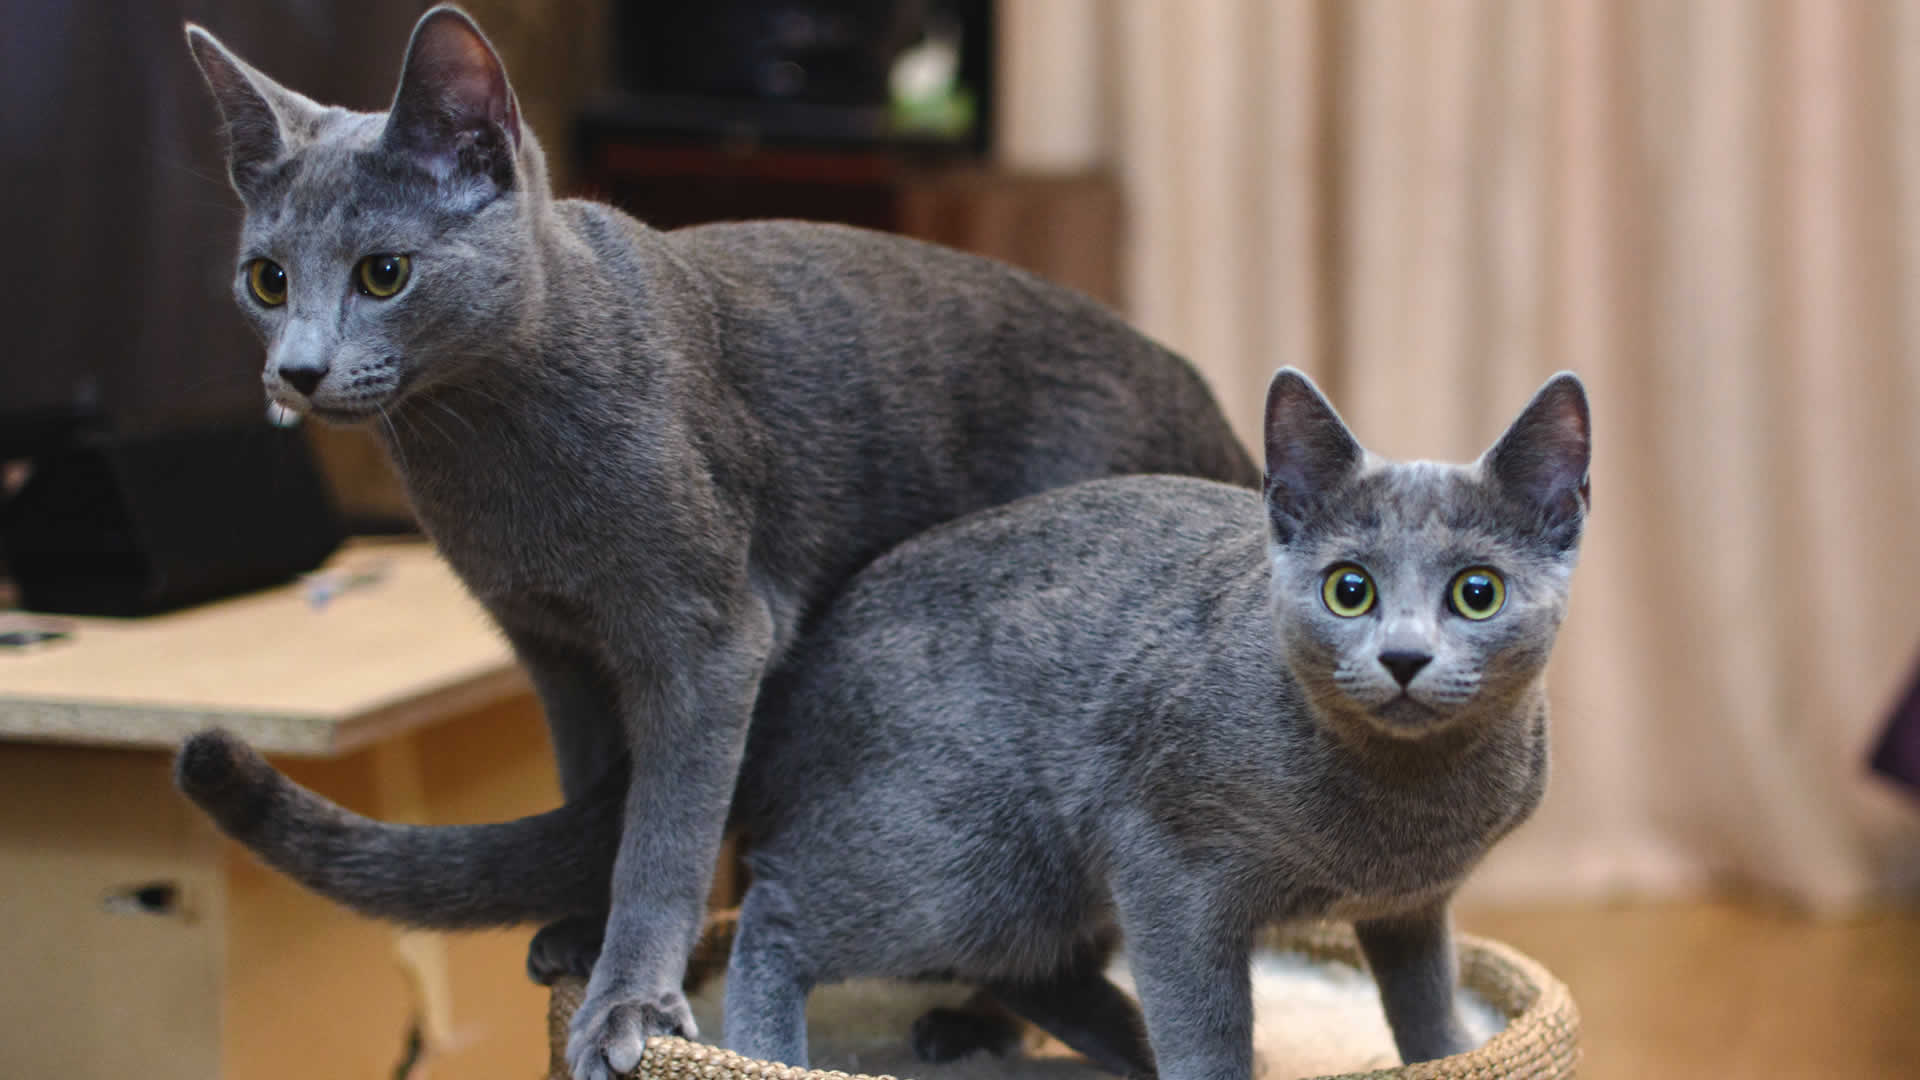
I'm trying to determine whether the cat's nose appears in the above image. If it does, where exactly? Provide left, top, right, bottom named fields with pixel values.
left=277, top=363, right=328, bottom=397
left=1378, top=650, right=1432, bottom=687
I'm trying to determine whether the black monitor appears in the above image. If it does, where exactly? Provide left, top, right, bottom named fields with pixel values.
left=1, top=1, right=428, bottom=610
left=0, top=0, right=430, bottom=453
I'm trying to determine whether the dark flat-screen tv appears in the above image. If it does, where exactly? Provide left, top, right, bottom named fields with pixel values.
left=1, top=0, right=431, bottom=459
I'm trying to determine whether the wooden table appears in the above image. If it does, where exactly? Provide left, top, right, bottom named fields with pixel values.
left=0, top=540, right=560, bottom=1080
left=0, top=539, right=525, bottom=755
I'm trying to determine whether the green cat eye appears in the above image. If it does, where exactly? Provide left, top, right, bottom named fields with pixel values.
left=1322, top=565, right=1376, bottom=618
left=1449, top=568, right=1505, bottom=620
left=247, top=258, right=287, bottom=306
left=356, top=253, right=411, bottom=299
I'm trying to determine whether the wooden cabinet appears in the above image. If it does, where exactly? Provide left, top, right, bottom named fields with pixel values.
left=577, top=143, right=1125, bottom=309
left=0, top=542, right=560, bottom=1080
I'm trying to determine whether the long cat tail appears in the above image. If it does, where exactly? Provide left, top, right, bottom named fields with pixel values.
left=174, top=728, right=621, bottom=929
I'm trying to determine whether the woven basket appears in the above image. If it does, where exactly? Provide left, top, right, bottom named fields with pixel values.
left=547, top=915, right=1579, bottom=1080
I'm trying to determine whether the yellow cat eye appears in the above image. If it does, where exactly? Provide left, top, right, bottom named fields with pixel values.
left=247, top=259, right=287, bottom=306
left=1322, top=565, right=1376, bottom=618
left=1449, top=568, right=1505, bottom=620
left=355, top=254, right=411, bottom=299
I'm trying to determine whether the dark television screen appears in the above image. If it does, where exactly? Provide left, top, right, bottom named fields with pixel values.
left=0, top=0, right=430, bottom=452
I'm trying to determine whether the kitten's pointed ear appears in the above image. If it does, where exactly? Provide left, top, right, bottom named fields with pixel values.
left=382, top=6, right=521, bottom=192
left=1483, top=372, right=1592, bottom=550
left=185, top=25, right=322, bottom=199
left=1263, top=368, right=1364, bottom=543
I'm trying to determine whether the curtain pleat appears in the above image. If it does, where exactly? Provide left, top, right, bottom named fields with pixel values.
left=1007, top=0, right=1920, bottom=911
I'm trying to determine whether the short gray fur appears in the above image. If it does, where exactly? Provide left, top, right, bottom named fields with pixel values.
left=178, top=369, right=1590, bottom=1078
left=180, top=7, right=1255, bottom=1080
left=717, top=369, right=1588, bottom=1076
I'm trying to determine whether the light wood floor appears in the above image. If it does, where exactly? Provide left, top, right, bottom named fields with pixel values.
left=1458, top=901, right=1920, bottom=1079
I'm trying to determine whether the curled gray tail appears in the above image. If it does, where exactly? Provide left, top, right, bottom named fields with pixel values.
left=174, top=728, right=621, bottom=929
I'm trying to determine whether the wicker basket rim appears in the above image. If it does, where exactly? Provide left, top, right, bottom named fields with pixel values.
left=549, top=914, right=1581, bottom=1080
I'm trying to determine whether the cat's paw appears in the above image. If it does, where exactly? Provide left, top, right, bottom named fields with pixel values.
left=910, top=1004, right=1022, bottom=1063
left=528, top=915, right=605, bottom=985
left=565, top=987, right=695, bottom=1080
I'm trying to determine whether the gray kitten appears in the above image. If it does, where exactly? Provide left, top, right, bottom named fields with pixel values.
left=179, top=368, right=1589, bottom=1077
left=182, top=8, right=1256, bottom=1078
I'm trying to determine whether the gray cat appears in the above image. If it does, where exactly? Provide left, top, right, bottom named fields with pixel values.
left=182, top=7, right=1257, bottom=1078
left=178, top=367, right=1590, bottom=1077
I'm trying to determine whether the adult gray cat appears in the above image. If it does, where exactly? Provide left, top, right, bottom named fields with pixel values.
left=181, top=7, right=1255, bottom=1079
left=178, top=367, right=1590, bottom=1078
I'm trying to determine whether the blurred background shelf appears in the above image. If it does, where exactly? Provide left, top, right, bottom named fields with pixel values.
left=574, top=141, right=1123, bottom=308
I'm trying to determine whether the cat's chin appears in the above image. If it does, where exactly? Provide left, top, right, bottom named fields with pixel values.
left=1364, top=695, right=1457, bottom=738
left=269, top=396, right=387, bottom=425
left=307, top=403, right=383, bottom=424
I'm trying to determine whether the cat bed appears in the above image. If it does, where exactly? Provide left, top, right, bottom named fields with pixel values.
left=546, top=916, right=1579, bottom=1080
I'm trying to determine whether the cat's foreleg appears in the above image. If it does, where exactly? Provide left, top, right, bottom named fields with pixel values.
left=722, top=879, right=814, bottom=1066
left=1113, top=884, right=1253, bottom=1080
left=1353, top=903, right=1476, bottom=1064
left=505, top=629, right=623, bottom=983
left=566, top=600, right=773, bottom=1080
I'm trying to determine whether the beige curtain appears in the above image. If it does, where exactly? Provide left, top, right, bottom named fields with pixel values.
left=999, top=0, right=1920, bottom=912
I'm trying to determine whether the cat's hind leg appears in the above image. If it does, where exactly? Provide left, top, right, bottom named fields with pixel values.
left=984, top=964, right=1156, bottom=1078
left=910, top=990, right=1023, bottom=1063
left=529, top=914, right=606, bottom=985
left=503, top=627, right=624, bottom=985
left=910, top=933, right=1155, bottom=1079
left=722, top=879, right=814, bottom=1067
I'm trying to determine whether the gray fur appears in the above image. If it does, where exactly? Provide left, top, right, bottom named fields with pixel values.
left=181, top=7, right=1254, bottom=1080
left=174, top=728, right=624, bottom=927
left=719, top=370, right=1589, bottom=1075
left=177, top=370, right=1589, bottom=1076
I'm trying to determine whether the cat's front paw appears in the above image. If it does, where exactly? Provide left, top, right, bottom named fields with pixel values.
left=528, top=915, right=605, bottom=985
left=565, top=985, right=696, bottom=1080
left=1393, top=1008, right=1479, bottom=1065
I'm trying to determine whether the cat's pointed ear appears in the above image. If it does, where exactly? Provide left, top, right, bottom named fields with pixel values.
left=185, top=25, right=322, bottom=199
left=1263, top=368, right=1364, bottom=543
left=1482, top=372, right=1592, bottom=550
left=382, top=6, right=521, bottom=192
